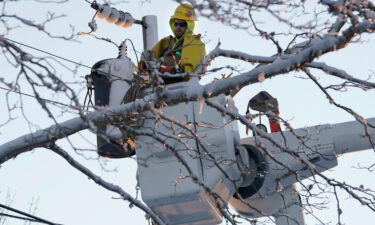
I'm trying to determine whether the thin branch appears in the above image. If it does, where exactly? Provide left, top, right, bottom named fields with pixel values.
left=46, top=143, right=166, bottom=225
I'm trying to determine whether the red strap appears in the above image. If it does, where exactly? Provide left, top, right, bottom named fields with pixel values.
left=269, top=110, right=281, bottom=133
left=160, top=65, right=173, bottom=73
left=139, top=60, right=147, bottom=70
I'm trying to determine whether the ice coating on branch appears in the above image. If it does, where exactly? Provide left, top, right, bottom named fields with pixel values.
left=257, top=72, right=265, bottom=83
left=105, top=126, right=123, bottom=140
left=3, top=4, right=375, bottom=166
left=0, top=94, right=155, bottom=164
left=198, top=98, right=205, bottom=114
left=365, top=10, right=375, bottom=21
left=186, top=77, right=204, bottom=100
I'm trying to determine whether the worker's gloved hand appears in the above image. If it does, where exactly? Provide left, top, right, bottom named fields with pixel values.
left=138, top=60, right=147, bottom=70
left=160, top=65, right=175, bottom=73
left=160, top=65, right=184, bottom=74
left=138, top=50, right=153, bottom=72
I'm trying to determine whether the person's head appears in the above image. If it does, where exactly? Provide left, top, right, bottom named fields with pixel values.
left=170, top=4, right=197, bottom=39
left=173, top=19, right=188, bottom=39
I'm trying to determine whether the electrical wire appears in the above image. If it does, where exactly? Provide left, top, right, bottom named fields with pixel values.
left=124, top=38, right=139, bottom=65
left=3, top=37, right=92, bottom=69
left=1, top=36, right=140, bottom=111
left=0, top=213, right=40, bottom=223
left=0, top=86, right=86, bottom=110
left=2, top=37, right=134, bottom=83
left=0, top=203, right=61, bottom=225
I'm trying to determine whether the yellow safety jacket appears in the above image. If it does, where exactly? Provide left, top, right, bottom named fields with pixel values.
left=151, top=18, right=206, bottom=81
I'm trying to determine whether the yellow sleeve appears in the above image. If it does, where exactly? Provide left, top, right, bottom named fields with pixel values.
left=151, top=40, right=162, bottom=59
left=181, top=37, right=206, bottom=73
left=151, top=36, right=170, bottom=59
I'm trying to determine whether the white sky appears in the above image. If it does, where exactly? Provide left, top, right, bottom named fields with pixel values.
left=0, top=1, right=375, bottom=225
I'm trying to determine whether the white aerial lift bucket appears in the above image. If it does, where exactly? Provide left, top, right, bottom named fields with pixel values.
left=135, top=83, right=244, bottom=225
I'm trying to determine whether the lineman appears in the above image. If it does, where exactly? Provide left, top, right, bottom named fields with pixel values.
left=151, top=3, right=206, bottom=84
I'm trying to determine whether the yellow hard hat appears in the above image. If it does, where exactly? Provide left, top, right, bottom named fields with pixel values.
left=171, top=3, right=197, bottom=22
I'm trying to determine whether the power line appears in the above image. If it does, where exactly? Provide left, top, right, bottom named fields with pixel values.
left=0, top=203, right=62, bottom=225
left=1, top=37, right=140, bottom=110
left=0, top=213, right=40, bottom=223
left=2, top=37, right=134, bottom=83
left=3, top=37, right=92, bottom=69
left=0, top=86, right=84, bottom=110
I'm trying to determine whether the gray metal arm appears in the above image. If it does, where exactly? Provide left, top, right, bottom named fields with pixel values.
left=231, top=117, right=375, bottom=224
left=332, top=117, right=375, bottom=155
left=239, top=117, right=375, bottom=197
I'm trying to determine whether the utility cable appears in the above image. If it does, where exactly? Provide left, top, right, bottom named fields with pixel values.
left=2, top=37, right=137, bottom=110
left=0, top=203, right=62, bottom=225
left=0, top=213, right=40, bottom=223
left=2, top=37, right=92, bottom=69
left=124, top=38, right=139, bottom=64
left=2, top=37, right=140, bottom=111
left=1, top=37, right=134, bottom=83
left=0, top=86, right=87, bottom=110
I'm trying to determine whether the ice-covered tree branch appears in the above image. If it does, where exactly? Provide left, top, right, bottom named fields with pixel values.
left=2, top=0, right=375, bottom=224
left=2, top=11, right=375, bottom=164
left=47, top=143, right=166, bottom=225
